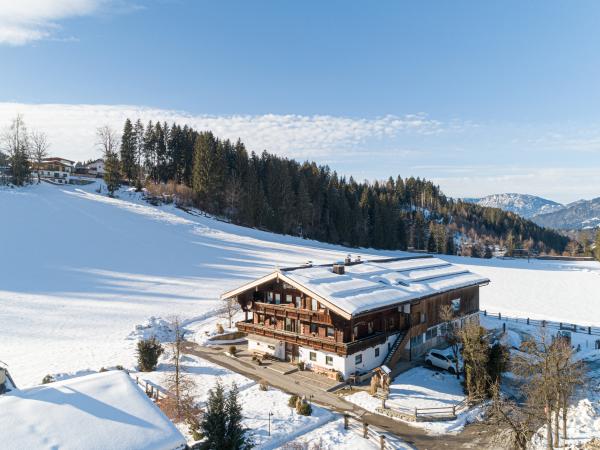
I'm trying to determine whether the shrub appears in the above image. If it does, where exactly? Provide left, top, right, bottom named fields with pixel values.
left=137, top=337, right=164, bottom=372
left=99, top=367, right=108, bottom=373
left=296, top=401, right=312, bottom=416
left=42, top=374, right=55, bottom=384
left=216, top=323, right=225, bottom=334
left=288, top=394, right=299, bottom=408
left=335, top=371, right=344, bottom=382
left=297, top=361, right=305, bottom=371
left=259, top=380, right=269, bottom=391
left=229, top=345, right=237, bottom=356
left=115, top=365, right=125, bottom=371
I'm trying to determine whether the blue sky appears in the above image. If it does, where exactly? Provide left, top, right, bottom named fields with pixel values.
left=1, top=0, right=599, bottom=203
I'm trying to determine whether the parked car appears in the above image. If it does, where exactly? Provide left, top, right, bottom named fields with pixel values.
left=424, top=349, right=461, bottom=374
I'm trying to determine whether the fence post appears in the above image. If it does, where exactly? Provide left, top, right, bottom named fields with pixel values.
left=502, top=323, right=506, bottom=334
left=560, top=322, right=562, bottom=329
left=452, top=405, right=456, bottom=417
left=380, top=435, right=385, bottom=450
left=498, top=312, right=501, bottom=320
left=589, top=326, right=592, bottom=335
left=484, top=310, right=487, bottom=316
left=344, top=414, right=349, bottom=430
left=542, top=320, right=546, bottom=328
left=145, top=381, right=149, bottom=394
left=527, top=318, right=530, bottom=325
left=414, top=407, right=418, bottom=420
left=363, top=422, right=368, bottom=439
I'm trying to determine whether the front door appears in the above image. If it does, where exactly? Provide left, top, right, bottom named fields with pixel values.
left=285, top=343, right=299, bottom=362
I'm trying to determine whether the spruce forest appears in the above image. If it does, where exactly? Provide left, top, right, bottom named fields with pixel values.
left=118, top=118, right=569, bottom=255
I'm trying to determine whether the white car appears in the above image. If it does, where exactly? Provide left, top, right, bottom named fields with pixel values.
left=424, top=349, right=460, bottom=374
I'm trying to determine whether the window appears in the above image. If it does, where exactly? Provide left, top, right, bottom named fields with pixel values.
left=326, top=327, right=335, bottom=338
left=286, top=294, right=292, bottom=304
left=367, top=321, right=374, bottom=334
left=420, top=312, right=426, bottom=324
left=387, top=342, right=391, bottom=351
left=439, top=323, right=448, bottom=336
left=311, top=298, right=318, bottom=311
left=451, top=298, right=461, bottom=312
left=388, top=317, right=395, bottom=330
left=270, top=317, right=277, bottom=326
left=355, top=354, right=362, bottom=365
left=275, top=293, right=281, bottom=304
left=375, top=347, right=380, bottom=357
left=309, top=352, right=317, bottom=361
left=295, top=296, right=301, bottom=308
left=267, top=292, right=273, bottom=303
left=410, top=334, right=424, bottom=347
left=353, top=326, right=358, bottom=337
left=326, top=355, right=333, bottom=366
left=426, top=327, right=438, bottom=341
left=310, top=323, right=318, bottom=334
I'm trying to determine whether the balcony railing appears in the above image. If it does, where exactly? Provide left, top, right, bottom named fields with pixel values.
left=253, top=302, right=333, bottom=325
left=237, top=320, right=389, bottom=356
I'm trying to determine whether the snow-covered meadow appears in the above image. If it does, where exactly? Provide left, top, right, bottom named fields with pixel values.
left=1, top=181, right=599, bottom=387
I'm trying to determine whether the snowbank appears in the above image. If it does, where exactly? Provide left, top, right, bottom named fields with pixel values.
left=0, top=370, right=186, bottom=450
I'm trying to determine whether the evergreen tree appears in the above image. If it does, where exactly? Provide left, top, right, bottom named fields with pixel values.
left=133, top=119, right=145, bottom=189
left=224, top=383, right=253, bottom=449
left=201, top=381, right=253, bottom=450
left=104, top=150, right=121, bottom=197
left=120, top=118, right=136, bottom=182
left=594, top=229, right=600, bottom=261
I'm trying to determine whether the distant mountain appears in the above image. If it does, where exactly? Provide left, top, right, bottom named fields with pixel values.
left=531, top=197, right=600, bottom=230
left=463, top=193, right=564, bottom=219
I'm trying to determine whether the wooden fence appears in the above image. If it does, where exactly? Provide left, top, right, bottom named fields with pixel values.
left=375, top=396, right=470, bottom=422
left=133, top=376, right=166, bottom=402
left=480, top=310, right=600, bottom=337
left=343, top=414, right=405, bottom=450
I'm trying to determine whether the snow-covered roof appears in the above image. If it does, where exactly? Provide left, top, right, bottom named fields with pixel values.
left=0, top=371, right=186, bottom=450
left=223, top=255, right=489, bottom=318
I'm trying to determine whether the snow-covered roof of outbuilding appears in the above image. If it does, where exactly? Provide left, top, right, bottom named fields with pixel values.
left=0, top=370, right=186, bottom=450
left=222, top=255, right=489, bottom=318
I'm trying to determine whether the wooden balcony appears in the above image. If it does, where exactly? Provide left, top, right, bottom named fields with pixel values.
left=237, top=320, right=389, bottom=356
left=252, top=302, right=333, bottom=325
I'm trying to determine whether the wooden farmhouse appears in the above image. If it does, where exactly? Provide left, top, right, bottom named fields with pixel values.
left=222, top=255, right=489, bottom=380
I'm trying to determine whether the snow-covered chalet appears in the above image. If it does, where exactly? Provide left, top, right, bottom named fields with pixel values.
left=222, top=255, right=489, bottom=380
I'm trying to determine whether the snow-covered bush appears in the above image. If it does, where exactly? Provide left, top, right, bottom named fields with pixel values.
left=42, top=374, right=55, bottom=384
left=288, top=394, right=299, bottom=408
left=296, top=400, right=312, bottom=416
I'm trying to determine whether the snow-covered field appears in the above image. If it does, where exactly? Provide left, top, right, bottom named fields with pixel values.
left=1, top=180, right=600, bottom=447
left=1, top=181, right=599, bottom=388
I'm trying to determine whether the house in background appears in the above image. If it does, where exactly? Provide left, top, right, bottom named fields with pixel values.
left=32, top=157, right=75, bottom=184
left=223, top=255, right=489, bottom=380
left=85, top=158, right=105, bottom=177
left=0, top=370, right=186, bottom=450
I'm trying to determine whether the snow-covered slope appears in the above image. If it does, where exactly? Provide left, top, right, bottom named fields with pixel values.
left=464, top=193, right=564, bottom=219
left=1, top=182, right=599, bottom=387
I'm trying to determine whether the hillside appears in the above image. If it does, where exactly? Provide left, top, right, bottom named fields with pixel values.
left=1, top=181, right=599, bottom=388
left=531, top=196, right=600, bottom=230
left=464, top=193, right=564, bottom=219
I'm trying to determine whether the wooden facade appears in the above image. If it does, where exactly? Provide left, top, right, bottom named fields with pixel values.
left=235, top=278, right=480, bottom=360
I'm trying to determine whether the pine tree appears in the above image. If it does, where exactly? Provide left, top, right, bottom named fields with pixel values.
left=133, top=119, right=145, bottom=189
left=104, top=150, right=121, bottom=197
left=120, top=118, right=136, bottom=183
left=201, top=380, right=227, bottom=449
left=594, top=229, right=600, bottom=261
left=224, top=383, right=253, bottom=449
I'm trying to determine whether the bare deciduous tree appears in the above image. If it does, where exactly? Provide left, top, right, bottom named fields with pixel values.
left=221, top=297, right=241, bottom=329
left=1, top=115, right=31, bottom=185
left=30, top=131, right=50, bottom=183
left=161, top=317, right=199, bottom=424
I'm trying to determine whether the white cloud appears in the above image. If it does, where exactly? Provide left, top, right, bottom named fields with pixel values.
left=0, top=0, right=104, bottom=45
left=0, top=102, right=444, bottom=162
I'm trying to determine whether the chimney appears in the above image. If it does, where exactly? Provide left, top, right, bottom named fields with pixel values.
left=332, top=263, right=345, bottom=275
left=345, top=254, right=352, bottom=265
